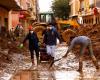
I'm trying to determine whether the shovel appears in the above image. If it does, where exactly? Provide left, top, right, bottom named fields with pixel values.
left=48, top=58, right=62, bottom=69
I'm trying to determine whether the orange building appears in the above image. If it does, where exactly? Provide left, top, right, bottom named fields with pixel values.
left=0, top=0, right=20, bottom=30
left=0, top=0, right=39, bottom=32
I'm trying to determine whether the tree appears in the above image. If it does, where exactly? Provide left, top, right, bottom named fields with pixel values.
left=51, top=0, right=70, bottom=19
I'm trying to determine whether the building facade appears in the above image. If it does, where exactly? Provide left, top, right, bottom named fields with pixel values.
left=0, top=0, right=39, bottom=32
left=0, top=0, right=20, bottom=30
left=69, top=0, right=100, bottom=24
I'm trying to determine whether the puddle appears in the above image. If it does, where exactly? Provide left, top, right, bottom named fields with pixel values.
left=11, top=70, right=80, bottom=80
left=53, top=70, right=80, bottom=80
left=10, top=68, right=100, bottom=80
left=0, top=73, right=12, bottom=80
left=1, top=45, right=100, bottom=80
left=0, top=53, right=32, bottom=80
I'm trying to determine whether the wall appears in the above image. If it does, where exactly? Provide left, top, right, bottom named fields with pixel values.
left=12, top=11, right=19, bottom=28
left=70, top=0, right=80, bottom=16
left=0, top=7, right=8, bottom=27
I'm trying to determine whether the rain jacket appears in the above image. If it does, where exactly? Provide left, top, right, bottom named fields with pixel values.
left=23, top=32, right=39, bottom=50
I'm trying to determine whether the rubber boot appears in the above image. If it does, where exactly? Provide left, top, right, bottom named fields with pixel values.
left=91, top=56, right=99, bottom=69
left=49, top=56, right=53, bottom=63
left=92, top=61, right=99, bottom=69
left=51, top=57, right=54, bottom=61
left=37, top=57, right=40, bottom=65
left=31, top=59, right=34, bottom=65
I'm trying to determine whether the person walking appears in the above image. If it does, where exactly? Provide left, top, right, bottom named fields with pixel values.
left=43, top=23, right=61, bottom=62
left=62, top=36, right=99, bottom=72
left=21, top=27, right=39, bottom=65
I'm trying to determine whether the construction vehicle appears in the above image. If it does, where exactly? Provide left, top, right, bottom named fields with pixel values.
left=56, top=19, right=80, bottom=32
left=55, top=18, right=80, bottom=42
left=37, top=12, right=80, bottom=42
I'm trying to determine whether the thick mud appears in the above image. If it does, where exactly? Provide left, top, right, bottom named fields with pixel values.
left=11, top=45, right=100, bottom=80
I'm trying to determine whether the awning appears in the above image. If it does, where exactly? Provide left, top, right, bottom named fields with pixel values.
left=20, top=10, right=30, bottom=17
left=19, top=10, right=31, bottom=19
left=0, top=0, right=21, bottom=11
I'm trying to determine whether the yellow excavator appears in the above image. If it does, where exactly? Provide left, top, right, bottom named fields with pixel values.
left=56, top=19, right=80, bottom=32
left=33, top=18, right=80, bottom=42
left=56, top=19, right=80, bottom=42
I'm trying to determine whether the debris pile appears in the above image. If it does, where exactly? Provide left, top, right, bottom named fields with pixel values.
left=0, top=36, right=27, bottom=70
left=61, top=24, right=100, bottom=59
left=62, top=29, right=77, bottom=44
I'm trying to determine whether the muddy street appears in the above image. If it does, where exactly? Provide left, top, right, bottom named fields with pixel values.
left=0, top=0, right=100, bottom=79
left=10, top=45, right=100, bottom=80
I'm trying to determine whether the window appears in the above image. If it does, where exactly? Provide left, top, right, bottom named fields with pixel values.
left=89, top=0, right=94, bottom=5
left=89, top=0, right=94, bottom=8
left=80, top=1, right=84, bottom=10
left=71, top=4, right=73, bottom=15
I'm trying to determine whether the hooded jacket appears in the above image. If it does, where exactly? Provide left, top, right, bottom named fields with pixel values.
left=43, top=29, right=61, bottom=45
left=23, top=32, right=39, bottom=50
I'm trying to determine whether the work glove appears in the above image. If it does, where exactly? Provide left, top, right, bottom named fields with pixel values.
left=38, top=42, right=41, bottom=47
left=19, top=43, right=24, bottom=48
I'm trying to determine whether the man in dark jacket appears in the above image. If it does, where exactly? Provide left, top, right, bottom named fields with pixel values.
left=43, top=23, right=61, bottom=61
left=22, top=28, right=39, bottom=65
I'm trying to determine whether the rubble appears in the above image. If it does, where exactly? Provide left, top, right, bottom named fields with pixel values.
left=62, top=24, right=100, bottom=59
left=77, top=24, right=100, bottom=59
left=0, top=35, right=28, bottom=77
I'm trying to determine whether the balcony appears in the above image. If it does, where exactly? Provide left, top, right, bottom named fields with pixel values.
left=96, top=0, right=100, bottom=8
left=0, top=0, right=21, bottom=11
